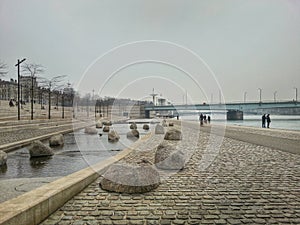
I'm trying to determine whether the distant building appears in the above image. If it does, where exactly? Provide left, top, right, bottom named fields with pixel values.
left=20, top=76, right=38, bottom=103
left=0, top=78, right=17, bottom=100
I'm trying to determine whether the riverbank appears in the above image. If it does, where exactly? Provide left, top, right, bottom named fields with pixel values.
left=1, top=120, right=299, bottom=224
left=38, top=121, right=300, bottom=225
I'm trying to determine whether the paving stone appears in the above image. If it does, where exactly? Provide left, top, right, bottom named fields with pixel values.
left=39, top=124, right=300, bottom=225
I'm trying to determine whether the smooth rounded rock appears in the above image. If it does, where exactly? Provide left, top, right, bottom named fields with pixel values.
left=127, top=129, right=139, bottom=140
left=162, top=120, right=168, bottom=127
left=96, top=121, right=103, bottom=128
left=155, top=143, right=186, bottom=170
left=49, top=134, right=64, bottom=147
left=155, top=124, right=164, bottom=134
left=100, top=163, right=160, bottom=193
left=103, top=126, right=110, bottom=132
left=130, top=122, right=137, bottom=129
left=108, top=130, right=120, bottom=142
left=102, top=120, right=112, bottom=126
left=84, top=127, right=98, bottom=134
left=143, top=124, right=150, bottom=130
left=28, top=141, right=54, bottom=158
left=164, top=128, right=182, bottom=140
left=0, top=151, right=7, bottom=166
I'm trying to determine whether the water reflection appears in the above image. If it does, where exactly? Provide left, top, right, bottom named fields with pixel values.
left=0, top=164, right=7, bottom=173
left=30, top=156, right=52, bottom=169
left=0, top=123, right=153, bottom=179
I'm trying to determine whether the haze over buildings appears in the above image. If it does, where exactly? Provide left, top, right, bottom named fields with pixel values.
left=0, top=0, right=299, bottom=104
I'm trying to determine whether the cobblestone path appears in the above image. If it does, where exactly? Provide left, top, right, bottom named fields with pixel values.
left=41, top=124, right=300, bottom=225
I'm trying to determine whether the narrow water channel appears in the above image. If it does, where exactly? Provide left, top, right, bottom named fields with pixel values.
left=0, top=123, right=153, bottom=179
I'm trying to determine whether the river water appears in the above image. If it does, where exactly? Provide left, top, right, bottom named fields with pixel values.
left=1, top=116, right=299, bottom=180
left=179, top=114, right=300, bottom=131
left=0, top=123, right=153, bottom=179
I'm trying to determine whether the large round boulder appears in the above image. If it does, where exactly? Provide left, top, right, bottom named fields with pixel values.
left=84, top=127, right=98, bottom=134
left=164, top=128, right=182, bottom=140
left=130, top=122, right=137, bottom=129
left=100, top=163, right=160, bottom=193
left=162, top=120, right=168, bottom=127
left=127, top=129, right=139, bottom=140
left=155, top=124, right=165, bottom=134
left=0, top=151, right=7, bottom=166
left=143, top=124, right=150, bottom=130
left=28, top=141, right=54, bottom=158
left=103, top=126, right=110, bottom=132
left=102, top=120, right=112, bottom=126
left=49, top=134, right=64, bottom=147
left=96, top=121, right=103, bottom=128
left=108, top=130, right=120, bottom=142
left=155, top=143, right=186, bottom=170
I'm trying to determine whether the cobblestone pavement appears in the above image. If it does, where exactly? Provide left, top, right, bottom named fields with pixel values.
left=41, top=124, right=300, bottom=225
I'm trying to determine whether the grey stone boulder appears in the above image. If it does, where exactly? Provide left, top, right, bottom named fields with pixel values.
left=28, top=141, right=54, bottom=158
left=84, top=127, right=98, bottom=134
left=155, top=143, right=186, bottom=170
left=169, top=122, right=174, bottom=127
left=103, top=126, right=110, bottom=132
left=108, top=130, right=120, bottom=142
left=130, top=122, right=137, bottom=129
left=102, top=120, right=112, bottom=126
left=162, top=120, right=168, bottom=127
left=49, top=134, right=64, bottom=147
left=100, top=163, right=160, bottom=193
left=0, top=151, right=7, bottom=166
left=164, top=128, right=182, bottom=140
left=96, top=121, right=103, bottom=128
left=155, top=124, right=165, bottom=134
left=127, top=129, right=139, bottom=140
left=143, top=124, right=150, bottom=130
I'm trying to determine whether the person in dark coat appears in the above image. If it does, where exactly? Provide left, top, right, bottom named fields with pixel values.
left=262, top=114, right=266, bottom=128
left=266, top=114, right=271, bottom=128
left=208, top=115, right=211, bottom=124
left=199, top=113, right=204, bottom=126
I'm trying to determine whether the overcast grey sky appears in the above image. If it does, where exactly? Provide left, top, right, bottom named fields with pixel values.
left=0, top=0, right=299, bottom=104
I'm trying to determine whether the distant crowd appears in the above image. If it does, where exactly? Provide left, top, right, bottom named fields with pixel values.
left=199, top=113, right=210, bottom=126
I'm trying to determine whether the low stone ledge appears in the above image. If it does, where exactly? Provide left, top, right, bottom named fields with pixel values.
left=0, top=130, right=154, bottom=225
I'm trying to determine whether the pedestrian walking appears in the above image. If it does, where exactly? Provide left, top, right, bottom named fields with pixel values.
left=203, top=114, right=207, bottom=124
left=262, top=114, right=266, bottom=128
left=208, top=115, right=211, bottom=124
left=199, top=113, right=204, bottom=126
left=266, top=114, right=271, bottom=128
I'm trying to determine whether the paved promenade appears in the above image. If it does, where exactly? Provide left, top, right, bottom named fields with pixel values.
left=41, top=122, right=300, bottom=225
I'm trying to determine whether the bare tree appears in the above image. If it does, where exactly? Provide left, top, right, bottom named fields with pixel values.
left=22, top=63, right=44, bottom=120
left=39, top=75, right=66, bottom=119
left=0, top=61, right=8, bottom=77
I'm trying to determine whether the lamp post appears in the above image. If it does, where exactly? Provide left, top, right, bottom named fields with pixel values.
left=274, top=91, right=277, bottom=103
left=243, top=91, right=247, bottom=103
left=258, top=88, right=262, bottom=103
left=15, top=58, right=26, bottom=120
left=294, top=87, right=298, bottom=103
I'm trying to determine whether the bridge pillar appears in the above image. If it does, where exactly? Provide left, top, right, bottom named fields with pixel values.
left=145, top=110, right=150, bottom=119
left=227, top=110, right=243, bottom=120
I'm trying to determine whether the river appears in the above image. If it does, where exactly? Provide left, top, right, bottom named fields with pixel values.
left=179, top=114, right=300, bottom=131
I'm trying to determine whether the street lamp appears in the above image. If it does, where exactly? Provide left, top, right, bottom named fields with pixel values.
left=294, top=87, right=298, bottom=103
left=258, top=88, right=262, bottom=103
left=15, top=58, right=26, bottom=120
left=243, top=91, right=247, bottom=103
left=274, top=91, right=277, bottom=102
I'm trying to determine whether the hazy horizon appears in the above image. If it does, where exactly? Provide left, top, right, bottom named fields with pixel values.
left=1, top=0, right=299, bottom=104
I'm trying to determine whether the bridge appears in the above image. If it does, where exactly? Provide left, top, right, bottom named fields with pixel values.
left=144, top=101, right=300, bottom=120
